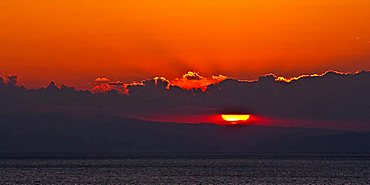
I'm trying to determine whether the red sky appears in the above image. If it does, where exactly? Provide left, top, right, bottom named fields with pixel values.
left=0, top=0, right=369, bottom=89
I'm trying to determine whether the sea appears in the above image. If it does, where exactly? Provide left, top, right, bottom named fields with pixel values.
left=0, top=154, right=369, bottom=184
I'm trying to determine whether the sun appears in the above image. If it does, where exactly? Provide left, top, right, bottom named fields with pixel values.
left=221, top=114, right=250, bottom=124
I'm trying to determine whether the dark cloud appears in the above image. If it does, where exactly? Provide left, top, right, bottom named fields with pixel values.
left=184, top=71, right=202, bottom=80
left=46, top=81, right=59, bottom=91
left=5, top=75, right=18, bottom=86
left=0, top=77, right=5, bottom=87
left=0, top=71, right=369, bottom=131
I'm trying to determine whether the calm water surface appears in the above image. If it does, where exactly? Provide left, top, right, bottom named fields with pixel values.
left=0, top=155, right=370, bottom=184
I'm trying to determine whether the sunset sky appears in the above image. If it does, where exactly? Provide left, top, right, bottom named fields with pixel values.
left=0, top=0, right=369, bottom=88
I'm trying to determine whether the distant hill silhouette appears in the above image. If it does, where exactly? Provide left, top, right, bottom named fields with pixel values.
left=0, top=113, right=369, bottom=153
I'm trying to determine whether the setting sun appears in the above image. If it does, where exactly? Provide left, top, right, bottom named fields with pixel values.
left=221, top=114, right=251, bottom=123
left=0, top=0, right=369, bottom=184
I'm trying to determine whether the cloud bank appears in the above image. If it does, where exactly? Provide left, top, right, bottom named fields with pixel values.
left=0, top=70, right=369, bottom=130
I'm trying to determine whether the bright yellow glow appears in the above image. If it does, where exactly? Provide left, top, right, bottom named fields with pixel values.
left=221, top=114, right=250, bottom=122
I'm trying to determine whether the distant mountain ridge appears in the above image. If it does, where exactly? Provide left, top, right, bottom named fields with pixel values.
left=0, top=113, right=369, bottom=153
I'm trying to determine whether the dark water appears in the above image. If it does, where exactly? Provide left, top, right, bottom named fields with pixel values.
left=1, top=154, right=370, bottom=184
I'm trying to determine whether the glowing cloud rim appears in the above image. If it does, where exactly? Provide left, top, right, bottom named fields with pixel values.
left=92, top=70, right=366, bottom=94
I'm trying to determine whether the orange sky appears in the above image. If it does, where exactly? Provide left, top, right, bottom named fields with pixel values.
left=0, top=0, right=369, bottom=88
